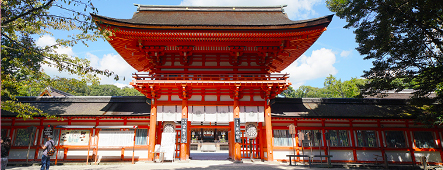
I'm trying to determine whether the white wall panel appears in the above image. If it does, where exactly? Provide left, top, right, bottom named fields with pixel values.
left=356, top=150, right=382, bottom=161
left=9, top=149, right=35, bottom=159
left=189, top=95, right=202, bottom=101
left=253, top=95, right=265, bottom=101
left=205, top=95, right=217, bottom=101
left=191, top=106, right=204, bottom=122
left=329, top=150, right=353, bottom=161
left=386, top=151, right=412, bottom=162
left=220, top=95, right=232, bottom=101
left=65, top=150, right=93, bottom=160
left=414, top=151, right=442, bottom=162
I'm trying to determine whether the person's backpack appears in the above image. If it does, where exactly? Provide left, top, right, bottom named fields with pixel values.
left=47, top=141, right=56, bottom=156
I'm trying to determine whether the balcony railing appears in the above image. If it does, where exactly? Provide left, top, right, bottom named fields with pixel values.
left=132, top=73, right=288, bottom=81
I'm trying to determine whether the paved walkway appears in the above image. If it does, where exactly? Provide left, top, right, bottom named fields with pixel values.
left=5, top=160, right=357, bottom=170
left=190, top=151, right=229, bottom=160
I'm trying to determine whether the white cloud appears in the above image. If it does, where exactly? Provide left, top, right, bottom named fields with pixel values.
left=179, top=0, right=322, bottom=19
left=340, top=50, right=352, bottom=58
left=87, top=53, right=137, bottom=85
left=36, top=35, right=136, bottom=86
left=36, top=35, right=74, bottom=56
left=114, top=82, right=132, bottom=88
left=282, top=48, right=337, bottom=86
left=36, top=35, right=78, bottom=79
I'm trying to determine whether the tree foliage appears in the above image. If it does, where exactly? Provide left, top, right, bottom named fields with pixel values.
left=281, top=75, right=367, bottom=98
left=326, top=0, right=443, bottom=124
left=1, top=0, right=117, bottom=119
left=18, top=75, right=143, bottom=96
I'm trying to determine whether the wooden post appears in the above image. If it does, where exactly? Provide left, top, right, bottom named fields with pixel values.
left=180, top=98, right=188, bottom=161
left=55, top=129, right=62, bottom=164
left=265, top=98, right=273, bottom=161
left=86, top=128, right=93, bottom=165
left=233, top=98, right=242, bottom=161
left=132, top=128, right=136, bottom=164
left=148, top=98, right=157, bottom=161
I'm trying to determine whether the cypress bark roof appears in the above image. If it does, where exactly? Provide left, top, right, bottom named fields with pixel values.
left=92, top=5, right=333, bottom=28
left=1, top=96, right=421, bottom=119
left=271, top=98, right=421, bottom=119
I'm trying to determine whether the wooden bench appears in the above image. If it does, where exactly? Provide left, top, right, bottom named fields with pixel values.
left=286, top=155, right=310, bottom=166
left=312, top=155, right=333, bottom=166
left=286, top=155, right=333, bottom=166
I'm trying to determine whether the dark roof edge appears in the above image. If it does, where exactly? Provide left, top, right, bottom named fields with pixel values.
left=15, top=96, right=149, bottom=103
left=135, top=4, right=287, bottom=12
left=91, top=13, right=333, bottom=28
left=271, top=97, right=411, bottom=105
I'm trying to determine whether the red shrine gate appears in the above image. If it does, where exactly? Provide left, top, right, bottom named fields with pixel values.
left=92, top=5, right=332, bottom=161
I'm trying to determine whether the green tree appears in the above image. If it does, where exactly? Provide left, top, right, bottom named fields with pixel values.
left=326, top=0, right=443, bottom=124
left=1, top=0, right=116, bottom=119
left=281, top=86, right=296, bottom=98
left=294, top=86, right=324, bottom=98
left=324, top=75, right=366, bottom=98
left=120, top=87, right=144, bottom=96
left=281, top=75, right=366, bottom=98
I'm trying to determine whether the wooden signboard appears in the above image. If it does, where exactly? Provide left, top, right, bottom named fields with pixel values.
left=181, top=118, right=187, bottom=143
left=234, top=118, right=241, bottom=143
left=43, top=125, right=53, bottom=138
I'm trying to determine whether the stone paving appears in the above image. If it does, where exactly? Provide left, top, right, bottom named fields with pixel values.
left=4, top=152, right=427, bottom=170
left=4, top=161, right=354, bottom=170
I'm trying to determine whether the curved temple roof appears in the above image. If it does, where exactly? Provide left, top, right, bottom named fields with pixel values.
left=92, top=5, right=333, bottom=73
left=93, top=5, right=331, bottom=28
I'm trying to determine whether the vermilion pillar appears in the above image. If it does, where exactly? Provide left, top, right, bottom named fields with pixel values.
left=265, top=97, right=274, bottom=161
left=180, top=98, right=189, bottom=160
left=233, top=99, right=242, bottom=161
left=148, top=98, right=157, bottom=161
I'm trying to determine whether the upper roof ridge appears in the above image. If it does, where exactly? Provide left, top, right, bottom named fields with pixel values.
left=134, top=4, right=287, bottom=12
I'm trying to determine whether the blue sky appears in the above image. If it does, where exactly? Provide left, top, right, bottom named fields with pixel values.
left=40, top=0, right=373, bottom=89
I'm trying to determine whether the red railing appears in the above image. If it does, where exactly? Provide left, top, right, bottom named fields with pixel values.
left=132, top=73, right=288, bottom=81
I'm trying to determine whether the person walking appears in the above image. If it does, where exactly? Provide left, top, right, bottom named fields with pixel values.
left=1, top=137, right=11, bottom=170
left=41, top=135, right=54, bottom=170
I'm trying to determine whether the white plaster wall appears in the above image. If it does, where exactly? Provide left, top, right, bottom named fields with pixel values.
left=191, top=106, right=204, bottom=122
left=329, top=150, right=353, bottom=161
left=124, top=150, right=149, bottom=159
left=243, top=106, right=263, bottom=122
left=205, top=113, right=217, bottom=123
left=96, top=150, right=121, bottom=160
left=171, top=95, right=181, bottom=101
left=8, top=149, right=35, bottom=159
left=258, top=106, right=264, bottom=122
left=205, top=95, right=217, bottom=101
left=414, top=151, right=442, bottom=162
left=205, top=62, right=217, bottom=66
left=385, top=151, right=412, bottom=162
left=253, top=96, right=265, bottom=101
left=219, top=62, right=231, bottom=67
left=176, top=105, right=182, bottom=120
left=163, top=61, right=172, bottom=66
left=65, top=150, right=93, bottom=160
left=239, top=97, right=250, bottom=101
left=356, top=150, right=382, bottom=161
left=274, top=150, right=296, bottom=160
left=189, top=95, right=202, bottom=101
left=220, top=95, right=232, bottom=101
left=158, top=95, right=168, bottom=101
left=217, top=106, right=233, bottom=122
